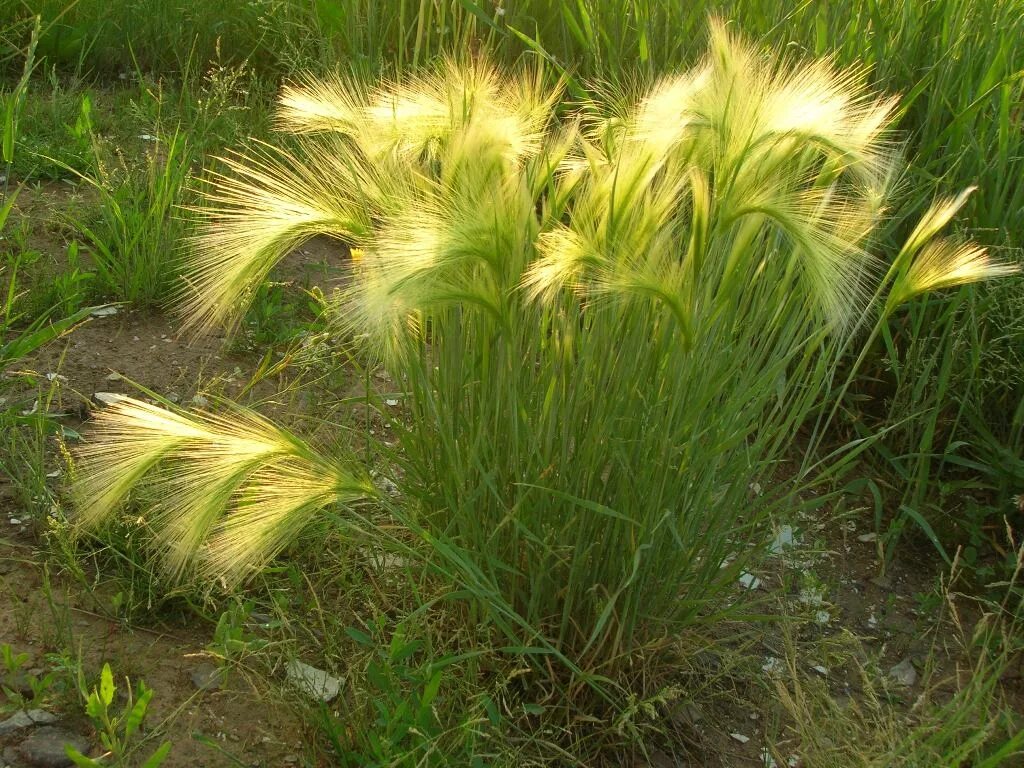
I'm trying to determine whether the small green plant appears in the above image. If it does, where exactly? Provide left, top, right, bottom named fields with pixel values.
left=208, top=601, right=269, bottom=664
left=66, top=662, right=171, bottom=768
left=64, top=127, right=194, bottom=307
left=49, top=241, right=95, bottom=316
left=0, top=643, right=57, bottom=708
left=325, top=620, right=468, bottom=767
left=238, top=281, right=322, bottom=349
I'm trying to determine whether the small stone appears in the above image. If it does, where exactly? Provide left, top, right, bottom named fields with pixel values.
left=889, top=658, right=917, bottom=687
left=91, top=392, right=125, bottom=408
left=285, top=660, right=342, bottom=702
left=191, top=395, right=210, bottom=408
left=17, top=726, right=90, bottom=767
left=729, top=732, right=750, bottom=744
left=769, top=525, right=795, bottom=554
left=44, top=373, right=67, bottom=383
left=0, top=709, right=58, bottom=736
left=384, top=399, right=399, bottom=407
left=104, top=372, right=122, bottom=381
left=9, top=518, right=21, bottom=526
left=191, top=663, right=226, bottom=691
left=810, top=665, right=828, bottom=676
left=90, top=306, right=118, bottom=318
left=738, top=572, right=762, bottom=590
left=857, top=532, right=877, bottom=543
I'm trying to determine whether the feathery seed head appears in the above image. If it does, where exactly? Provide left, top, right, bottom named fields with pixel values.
left=887, top=240, right=1019, bottom=312
left=74, top=397, right=374, bottom=583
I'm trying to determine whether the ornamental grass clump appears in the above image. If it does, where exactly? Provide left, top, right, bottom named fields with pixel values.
left=74, top=21, right=1014, bottom=676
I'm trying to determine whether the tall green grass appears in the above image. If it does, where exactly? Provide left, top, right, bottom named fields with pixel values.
left=70, top=26, right=1013, bottom=692
left=64, top=128, right=194, bottom=307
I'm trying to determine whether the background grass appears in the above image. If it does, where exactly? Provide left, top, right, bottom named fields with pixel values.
left=1, top=1, right=1022, bottom=765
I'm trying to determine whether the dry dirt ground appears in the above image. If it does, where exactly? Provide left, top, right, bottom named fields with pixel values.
left=2, top=184, right=352, bottom=765
left=0, top=526, right=309, bottom=768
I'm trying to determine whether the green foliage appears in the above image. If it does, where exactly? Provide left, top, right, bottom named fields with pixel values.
left=66, top=662, right=171, bottom=768
left=65, top=128, right=194, bottom=306
left=8, top=78, right=96, bottom=181
left=0, top=642, right=59, bottom=709
left=330, top=620, right=454, bottom=766
left=208, top=601, right=269, bottom=663
left=73, top=28, right=1012, bottom=697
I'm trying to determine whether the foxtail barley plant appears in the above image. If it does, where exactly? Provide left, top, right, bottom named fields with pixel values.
left=74, top=21, right=1014, bottom=676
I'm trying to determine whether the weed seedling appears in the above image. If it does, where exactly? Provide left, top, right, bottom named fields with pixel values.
left=66, top=662, right=171, bottom=767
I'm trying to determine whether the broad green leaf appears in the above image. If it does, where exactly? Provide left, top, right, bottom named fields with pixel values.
left=63, top=745, right=100, bottom=768
left=141, top=741, right=172, bottom=768
left=99, top=663, right=114, bottom=707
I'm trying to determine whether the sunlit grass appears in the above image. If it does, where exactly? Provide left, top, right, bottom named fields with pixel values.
left=71, top=24, right=1015, bottom=686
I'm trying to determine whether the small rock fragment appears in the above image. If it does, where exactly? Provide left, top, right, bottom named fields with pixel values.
left=857, top=532, right=877, bottom=543
left=104, top=372, right=122, bottom=381
left=889, top=658, right=917, bottom=687
left=91, top=392, right=125, bottom=408
left=810, top=665, right=828, bottom=676
left=191, top=663, right=226, bottom=692
left=16, top=725, right=91, bottom=767
left=285, top=660, right=342, bottom=702
left=90, top=306, right=118, bottom=318
left=729, top=732, right=750, bottom=744
left=0, top=709, right=58, bottom=736
left=769, top=525, right=795, bottom=554
left=738, top=572, right=762, bottom=590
